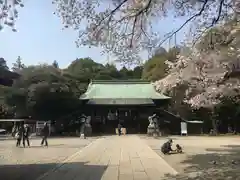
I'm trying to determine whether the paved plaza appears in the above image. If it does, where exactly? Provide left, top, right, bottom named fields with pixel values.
left=36, top=135, right=177, bottom=180
left=0, top=137, right=97, bottom=180
left=1, top=135, right=240, bottom=180
left=142, top=135, right=240, bottom=179
left=0, top=135, right=177, bottom=180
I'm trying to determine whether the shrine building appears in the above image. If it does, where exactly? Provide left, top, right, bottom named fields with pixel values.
left=80, top=80, right=171, bottom=134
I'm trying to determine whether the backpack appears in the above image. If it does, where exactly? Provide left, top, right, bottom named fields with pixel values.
left=15, top=132, right=20, bottom=139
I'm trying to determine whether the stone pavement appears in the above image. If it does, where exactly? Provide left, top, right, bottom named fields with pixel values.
left=37, top=135, right=177, bottom=180
left=142, top=135, right=240, bottom=178
left=0, top=137, right=97, bottom=180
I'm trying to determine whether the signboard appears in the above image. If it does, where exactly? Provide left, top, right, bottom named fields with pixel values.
left=181, top=122, right=187, bottom=135
left=187, top=120, right=203, bottom=124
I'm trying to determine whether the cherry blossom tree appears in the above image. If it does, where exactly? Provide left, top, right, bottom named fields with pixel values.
left=154, top=19, right=239, bottom=133
left=1, top=0, right=239, bottom=63
left=0, top=0, right=24, bottom=31
left=52, top=0, right=238, bottom=62
left=156, top=21, right=240, bottom=107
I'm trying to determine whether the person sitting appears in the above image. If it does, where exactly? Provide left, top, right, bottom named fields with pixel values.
left=175, top=144, right=183, bottom=153
left=161, top=139, right=173, bottom=154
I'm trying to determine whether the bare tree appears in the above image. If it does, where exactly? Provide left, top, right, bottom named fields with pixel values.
left=12, top=56, right=25, bottom=72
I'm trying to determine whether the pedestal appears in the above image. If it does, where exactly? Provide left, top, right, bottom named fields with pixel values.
left=85, top=126, right=92, bottom=136
left=153, top=133, right=158, bottom=138
left=115, top=128, right=127, bottom=135
left=80, top=133, right=86, bottom=139
left=147, top=126, right=161, bottom=137
left=147, top=127, right=155, bottom=136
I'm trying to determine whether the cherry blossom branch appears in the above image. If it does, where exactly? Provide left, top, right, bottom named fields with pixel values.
left=157, top=0, right=226, bottom=47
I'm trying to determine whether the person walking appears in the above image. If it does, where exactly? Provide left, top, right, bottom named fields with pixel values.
left=80, top=114, right=87, bottom=139
left=12, top=122, right=17, bottom=137
left=16, top=124, right=24, bottom=147
left=80, top=120, right=86, bottom=139
left=41, top=122, right=49, bottom=147
left=23, top=124, right=31, bottom=147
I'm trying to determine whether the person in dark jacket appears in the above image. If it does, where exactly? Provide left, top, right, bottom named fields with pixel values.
left=41, top=122, right=49, bottom=147
left=161, top=139, right=173, bottom=154
left=16, top=124, right=24, bottom=147
left=12, top=123, right=17, bottom=137
left=23, top=124, right=31, bottom=147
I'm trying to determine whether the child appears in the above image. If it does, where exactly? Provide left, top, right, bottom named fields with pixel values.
left=176, top=144, right=183, bottom=153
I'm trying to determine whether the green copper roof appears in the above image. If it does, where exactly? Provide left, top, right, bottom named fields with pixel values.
left=80, top=80, right=170, bottom=105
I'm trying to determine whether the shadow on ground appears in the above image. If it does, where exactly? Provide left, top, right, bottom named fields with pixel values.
left=163, top=145, right=240, bottom=180
left=24, top=144, right=88, bottom=149
left=0, top=162, right=107, bottom=180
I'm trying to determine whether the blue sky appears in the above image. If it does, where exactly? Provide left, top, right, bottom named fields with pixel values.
left=0, top=1, right=188, bottom=69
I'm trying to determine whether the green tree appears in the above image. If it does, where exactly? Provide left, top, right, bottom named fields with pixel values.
left=26, top=82, right=80, bottom=120
left=66, top=57, right=105, bottom=82
left=142, top=55, right=168, bottom=81
left=132, top=66, right=143, bottom=79
left=0, top=58, right=19, bottom=86
left=13, top=65, right=63, bottom=88
left=5, top=64, right=82, bottom=119
left=119, top=66, right=130, bottom=80
left=95, top=63, right=121, bottom=80
left=12, top=56, right=25, bottom=72
left=166, top=46, right=181, bottom=62
left=154, top=47, right=167, bottom=57
left=0, top=57, right=8, bottom=70
left=1, top=56, right=144, bottom=122
left=5, top=88, right=28, bottom=118
left=0, top=58, right=14, bottom=117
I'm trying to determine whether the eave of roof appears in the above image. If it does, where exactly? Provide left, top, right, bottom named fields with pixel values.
left=87, top=98, right=155, bottom=105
